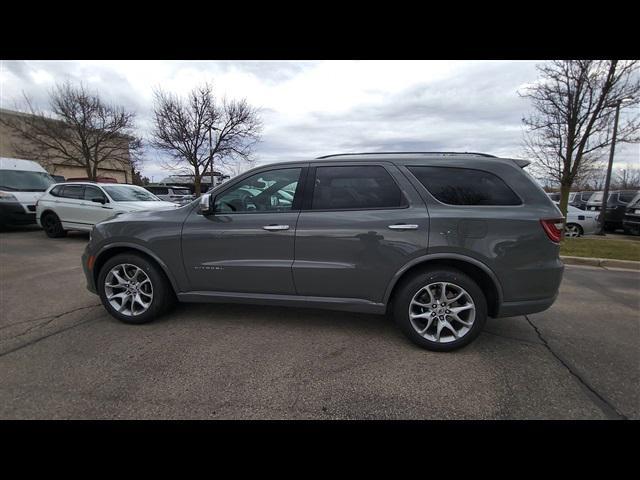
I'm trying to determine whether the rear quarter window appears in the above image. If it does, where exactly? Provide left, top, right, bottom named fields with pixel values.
left=407, top=166, right=522, bottom=206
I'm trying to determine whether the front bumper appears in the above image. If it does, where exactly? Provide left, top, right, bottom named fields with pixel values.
left=81, top=247, right=98, bottom=294
left=0, top=202, right=36, bottom=225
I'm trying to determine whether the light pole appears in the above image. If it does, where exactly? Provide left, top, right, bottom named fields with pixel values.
left=595, top=99, right=622, bottom=236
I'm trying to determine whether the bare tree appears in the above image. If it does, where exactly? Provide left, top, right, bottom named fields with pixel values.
left=0, top=82, right=142, bottom=181
left=520, top=60, right=640, bottom=217
left=151, top=83, right=262, bottom=196
left=612, top=167, right=640, bottom=189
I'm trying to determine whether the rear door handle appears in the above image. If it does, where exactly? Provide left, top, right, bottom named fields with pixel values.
left=263, top=224, right=290, bottom=231
left=388, top=224, right=419, bottom=230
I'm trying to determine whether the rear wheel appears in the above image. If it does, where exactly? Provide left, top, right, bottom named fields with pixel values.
left=97, top=253, right=175, bottom=324
left=41, top=212, right=66, bottom=238
left=564, top=223, right=583, bottom=238
left=393, top=268, right=487, bottom=351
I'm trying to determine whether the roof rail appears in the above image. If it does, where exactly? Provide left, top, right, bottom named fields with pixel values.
left=316, top=151, right=497, bottom=159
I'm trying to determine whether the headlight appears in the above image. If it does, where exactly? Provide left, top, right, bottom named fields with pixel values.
left=0, top=191, right=18, bottom=202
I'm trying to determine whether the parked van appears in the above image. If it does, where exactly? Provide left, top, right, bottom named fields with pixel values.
left=0, top=157, right=55, bottom=228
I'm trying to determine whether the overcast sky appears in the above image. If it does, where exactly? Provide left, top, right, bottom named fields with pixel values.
left=1, top=60, right=637, bottom=181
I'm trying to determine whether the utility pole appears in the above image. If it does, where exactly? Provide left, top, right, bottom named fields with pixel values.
left=595, top=99, right=622, bottom=235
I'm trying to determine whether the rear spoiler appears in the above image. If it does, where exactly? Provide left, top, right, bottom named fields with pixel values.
left=506, top=158, right=531, bottom=168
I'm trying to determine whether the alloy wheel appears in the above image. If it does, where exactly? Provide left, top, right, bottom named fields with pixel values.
left=104, top=263, right=154, bottom=316
left=408, top=282, right=476, bottom=343
left=564, top=224, right=581, bottom=237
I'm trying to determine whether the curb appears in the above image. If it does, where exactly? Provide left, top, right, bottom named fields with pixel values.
left=561, top=255, right=640, bottom=271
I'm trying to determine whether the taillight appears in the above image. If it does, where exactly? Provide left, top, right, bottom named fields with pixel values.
left=540, top=218, right=564, bottom=243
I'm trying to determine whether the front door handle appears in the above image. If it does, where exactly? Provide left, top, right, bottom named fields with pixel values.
left=263, top=224, right=290, bottom=231
left=388, top=224, right=419, bottom=230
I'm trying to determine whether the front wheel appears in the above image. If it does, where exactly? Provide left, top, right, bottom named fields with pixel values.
left=393, top=268, right=488, bottom=351
left=97, top=253, right=175, bottom=324
left=41, top=212, right=66, bottom=238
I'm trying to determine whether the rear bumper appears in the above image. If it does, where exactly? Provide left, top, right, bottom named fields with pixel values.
left=495, top=292, right=559, bottom=318
left=0, top=202, right=36, bottom=225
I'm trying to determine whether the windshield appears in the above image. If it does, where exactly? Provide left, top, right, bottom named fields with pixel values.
left=103, top=185, right=161, bottom=202
left=627, top=193, right=640, bottom=208
left=0, top=169, right=55, bottom=192
left=172, top=188, right=192, bottom=196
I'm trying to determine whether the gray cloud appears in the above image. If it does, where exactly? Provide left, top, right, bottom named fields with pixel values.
left=1, top=60, right=637, bottom=180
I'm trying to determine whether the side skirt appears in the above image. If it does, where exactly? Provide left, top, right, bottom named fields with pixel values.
left=177, top=291, right=387, bottom=315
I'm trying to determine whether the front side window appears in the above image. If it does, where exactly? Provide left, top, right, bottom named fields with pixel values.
left=408, top=166, right=521, bottom=206
left=103, top=185, right=161, bottom=202
left=214, top=168, right=302, bottom=213
left=311, top=165, right=405, bottom=210
left=61, top=185, right=85, bottom=199
left=84, top=185, right=107, bottom=203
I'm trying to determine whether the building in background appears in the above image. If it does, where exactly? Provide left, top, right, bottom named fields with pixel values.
left=0, top=108, right=134, bottom=183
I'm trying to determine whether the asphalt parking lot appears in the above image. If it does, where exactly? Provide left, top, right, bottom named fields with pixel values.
left=1, top=227, right=638, bottom=419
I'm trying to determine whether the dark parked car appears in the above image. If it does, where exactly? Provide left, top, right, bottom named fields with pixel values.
left=570, top=191, right=595, bottom=210
left=623, top=192, right=640, bottom=236
left=586, top=190, right=640, bottom=232
left=81, top=152, right=564, bottom=351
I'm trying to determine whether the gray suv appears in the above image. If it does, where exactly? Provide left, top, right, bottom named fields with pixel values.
left=82, top=152, right=564, bottom=351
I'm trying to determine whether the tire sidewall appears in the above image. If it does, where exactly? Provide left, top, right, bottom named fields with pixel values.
left=97, top=253, right=169, bottom=324
left=393, top=268, right=488, bottom=352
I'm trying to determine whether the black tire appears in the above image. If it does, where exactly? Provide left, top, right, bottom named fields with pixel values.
left=393, top=267, right=488, bottom=352
left=41, top=212, right=67, bottom=238
left=97, top=252, right=175, bottom=325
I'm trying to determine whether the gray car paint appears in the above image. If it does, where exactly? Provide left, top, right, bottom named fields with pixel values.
left=82, top=153, right=564, bottom=318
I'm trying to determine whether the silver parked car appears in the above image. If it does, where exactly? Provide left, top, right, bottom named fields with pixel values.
left=556, top=203, right=598, bottom=237
left=82, top=152, right=564, bottom=351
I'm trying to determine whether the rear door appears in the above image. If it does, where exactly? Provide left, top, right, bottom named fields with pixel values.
left=181, top=166, right=306, bottom=294
left=292, top=162, right=429, bottom=303
left=56, top=184, right=86, bottom=225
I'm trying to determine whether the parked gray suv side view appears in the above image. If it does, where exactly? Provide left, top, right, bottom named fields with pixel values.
left=82, top=153, right=565, bottom=351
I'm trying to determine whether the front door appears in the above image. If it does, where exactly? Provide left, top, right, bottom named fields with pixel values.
left=181, top=166, right=305, bottom=294
left=78, top=185, right=114, bottom=225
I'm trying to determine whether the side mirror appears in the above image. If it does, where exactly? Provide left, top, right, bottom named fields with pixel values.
left=199, top=193, right=214, bottom=215
left=92, top=197, right=106, bottom=204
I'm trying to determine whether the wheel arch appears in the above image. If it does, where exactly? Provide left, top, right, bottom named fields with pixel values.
left=565, top=222, right=584, bottom=235
left=93, top=243, right=179, bottom=295
left=384, top=254, right=503, bottom=317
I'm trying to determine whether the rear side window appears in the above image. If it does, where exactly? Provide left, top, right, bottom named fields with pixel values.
left=408, top=166, right=521, bottom=206
left=311, top=165, right=405, bottom=210
left=60, top=185, right=85, bottom=199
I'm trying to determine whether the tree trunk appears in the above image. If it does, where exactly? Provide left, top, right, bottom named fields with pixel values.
left=194, top=175, right=201, bottom=197
left=558, top=183, right=571, bottom=219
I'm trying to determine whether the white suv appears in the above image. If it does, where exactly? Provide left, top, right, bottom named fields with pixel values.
left=36, top=182, right=179, bottom=238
